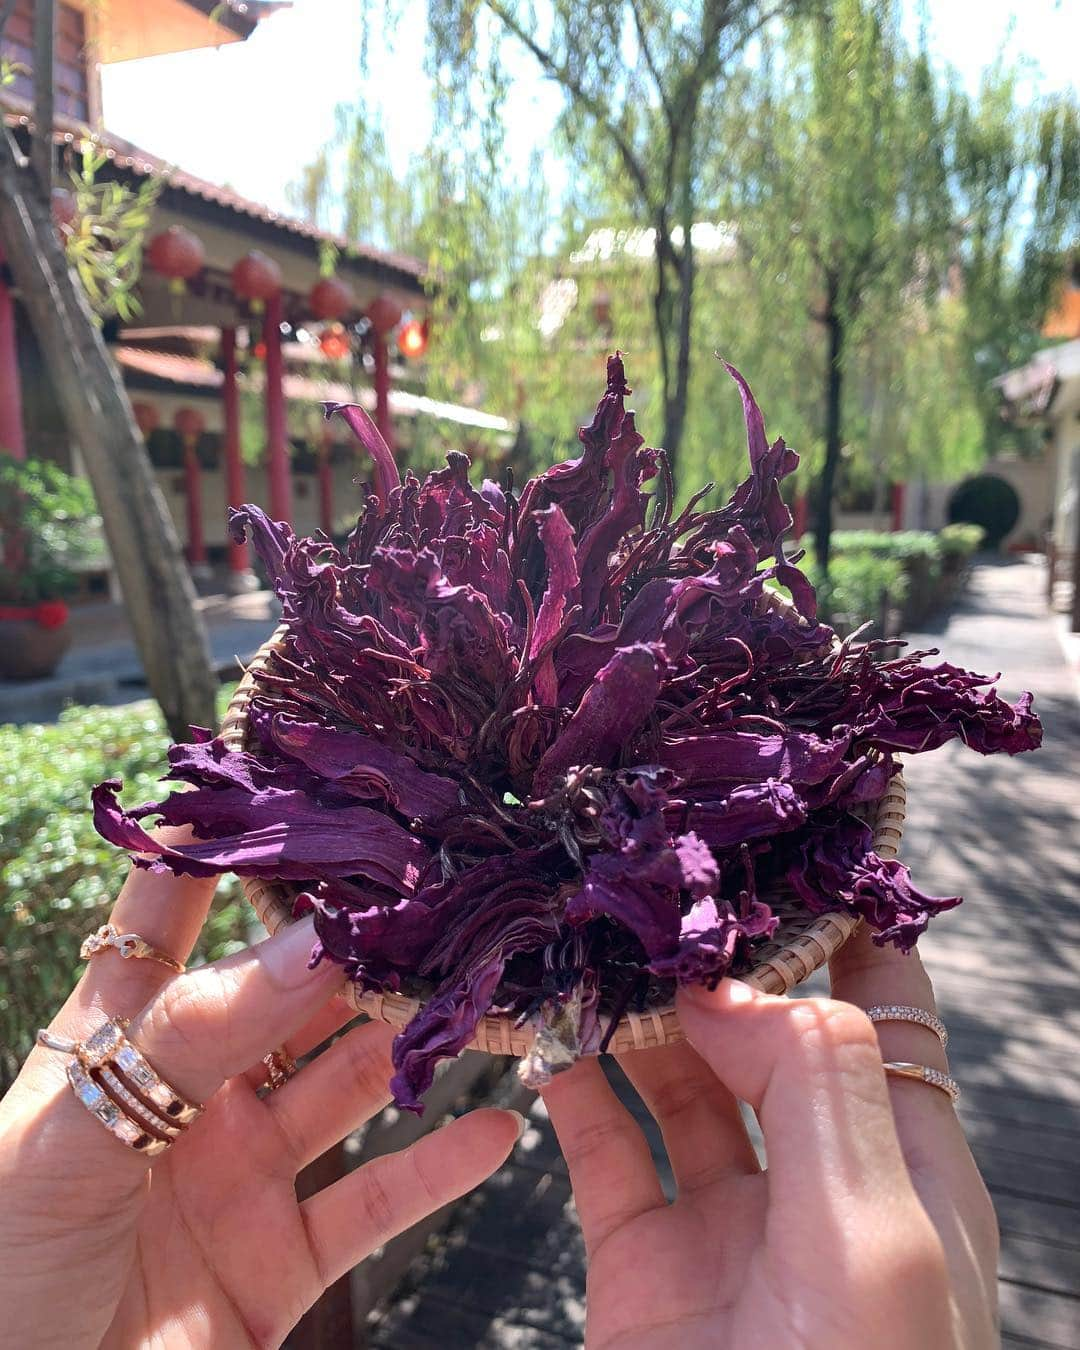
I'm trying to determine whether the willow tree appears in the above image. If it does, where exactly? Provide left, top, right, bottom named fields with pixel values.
left=405, top=0, right=795, bottom=483
left=729, top=0, right=951, bottom=571
left=945, top=66, right=1080, bottom=452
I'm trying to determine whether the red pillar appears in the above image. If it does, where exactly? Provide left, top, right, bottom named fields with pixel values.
left=366, top=294, right=401, bottom=452
left=371, top=332, right=393, bottom=451
left=0, top=254, right=27, bottom=459
left=221, top=327, right=252, bottom=581
left=264, top=291, right=292, bottom=523
left=317, top=428, right=334, bottom=537
left=175, top=409, right=206, bottom=570
left=890, top=482, right=906, bottom=533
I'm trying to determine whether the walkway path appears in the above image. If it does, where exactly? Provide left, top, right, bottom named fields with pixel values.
left=373, top=558, right=1080, bottom=1350
left=0, top=589, right=279, bottom=723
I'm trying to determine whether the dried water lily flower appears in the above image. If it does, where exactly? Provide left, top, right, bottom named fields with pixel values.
left=94, top=355, right=1041, bottom=1111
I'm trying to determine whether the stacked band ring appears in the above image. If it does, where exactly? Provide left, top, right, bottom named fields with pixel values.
left=40, top=1017, right=203, bottom=1157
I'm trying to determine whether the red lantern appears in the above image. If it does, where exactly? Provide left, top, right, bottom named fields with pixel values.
left=147, top=226, right=205, bottom=283
left=253, top=340, right=267, bottom=362
left=232, top=250, right=282, bottom=305
left=51, top=187, right=77, bottom=232
left=366, top=293, right=402, bottom=337
left=310, top=276, right=355, bottom=321
left=132, top=401, right=159, bottom=438
left=397, top=317, right=428, bottom=359
left=174, top=407, right=205, bottom=441
left=319, top=325, right=351, bottom=361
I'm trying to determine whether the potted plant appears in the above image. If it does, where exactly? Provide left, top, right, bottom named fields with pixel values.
left=0, top=458, right=102, bottom=680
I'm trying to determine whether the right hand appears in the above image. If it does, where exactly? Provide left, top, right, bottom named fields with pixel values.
left=541, top=927, right=998, bottom=1349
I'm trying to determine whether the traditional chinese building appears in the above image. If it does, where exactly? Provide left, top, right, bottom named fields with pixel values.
left=0, top=0, right=508, bottom=594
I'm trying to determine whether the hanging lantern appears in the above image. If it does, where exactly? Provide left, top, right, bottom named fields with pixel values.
left=310, top=276, right=355, bottom=322
left=51, top=186, right=77, bottom=233
left=232, top=250, right=282, bottom=308
left=132, top=402, right=159, bottom=438
left=397, top=317, right=428, bottom=359
left=319, top=324, right=352, bottom=361
left=147, top=226, right=205, bottom=294
left=252, top=340, right=267, bottom=362
left=174, top=407, right=205, bottom=442
left=366, top=293, right=402, bottom=338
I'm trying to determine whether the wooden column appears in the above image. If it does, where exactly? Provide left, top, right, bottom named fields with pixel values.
left=0, top=255, right=26, bottom=459
left=891, top=482, right=906, bottom=533
left=221, top=327, right=254, bottom=588
left=264, top=292, right=292, bottom=523
left=175, top=409, right=207, bottom=575
left=366, top=294, right=402, bottom=452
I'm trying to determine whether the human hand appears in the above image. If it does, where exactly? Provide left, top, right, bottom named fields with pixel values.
left=0, top=849, right=520, bottom=1349
left=541, top=927, right=998, bottom=1350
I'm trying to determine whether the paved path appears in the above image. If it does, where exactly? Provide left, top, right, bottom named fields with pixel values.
left=374, top=558, right=1080, bottom=1350
left=0, top=590, right=279, bottom=723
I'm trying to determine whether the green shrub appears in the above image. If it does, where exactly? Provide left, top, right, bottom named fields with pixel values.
left=808, top=554, right=908, bottom=629
left=0, top=458, right=105, bottom=604
left=0, top=692, right=249, bottom=1091
left=937, top=522, right=985, bottom=559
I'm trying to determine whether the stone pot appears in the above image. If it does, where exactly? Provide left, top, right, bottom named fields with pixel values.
left=0, top=610, right=72, bottom=680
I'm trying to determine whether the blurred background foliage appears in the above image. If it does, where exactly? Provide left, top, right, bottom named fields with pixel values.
left=287, top=0, right=1078, bottom=568
left=0, top=690, right=249, bottom=1092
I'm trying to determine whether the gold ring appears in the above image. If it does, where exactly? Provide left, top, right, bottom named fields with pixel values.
left=81, top=924, right=186, bottom=973
left=261, top=1046, right=297, bottom=1092
left=866, top=1004, right=948, bottom=1047
left=65, top=1017, right=204, bottom=1157
left=883, top=1061, right=960, bottom=1103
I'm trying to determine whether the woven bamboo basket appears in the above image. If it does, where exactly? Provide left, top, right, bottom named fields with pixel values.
left=221, top=624, right=906, bottom=1056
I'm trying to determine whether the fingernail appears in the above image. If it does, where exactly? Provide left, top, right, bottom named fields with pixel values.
left=509, top=1109, right=529, bottom=1140
left=682, top=977, right=756, bottom=1007
left=258, top=917, right=340, bottom=992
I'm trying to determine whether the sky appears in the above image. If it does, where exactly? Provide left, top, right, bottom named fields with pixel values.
left=100, top=0, right=1078, bottom=222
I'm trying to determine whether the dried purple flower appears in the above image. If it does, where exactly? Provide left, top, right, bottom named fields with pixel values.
left=94, top=355, right=1040, bottom=1111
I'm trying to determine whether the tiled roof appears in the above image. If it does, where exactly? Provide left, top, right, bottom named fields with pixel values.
left=3, top=111, right=426, bottom=284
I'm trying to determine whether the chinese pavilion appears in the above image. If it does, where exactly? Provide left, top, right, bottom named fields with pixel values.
left=0, top=0, right=508, bottom=592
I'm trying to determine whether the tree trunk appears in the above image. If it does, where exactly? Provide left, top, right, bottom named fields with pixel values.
left=662, top=241, right=695, bottom=484
left=814, top=275, right=844, bottom=575
left=0, top=134, right=217, bottom=738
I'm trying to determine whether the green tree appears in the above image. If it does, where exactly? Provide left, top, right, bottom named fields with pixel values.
left=730, top=0, right=951, bottom=570
left=945, top=64, right=1080, bottom=450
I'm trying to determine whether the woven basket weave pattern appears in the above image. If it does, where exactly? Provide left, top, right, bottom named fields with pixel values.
left=221, top=626, right=907, bottom=1055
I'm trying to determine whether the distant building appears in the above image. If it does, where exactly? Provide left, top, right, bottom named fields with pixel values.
left=996, top=337, right=1080, bottom=629
left=0, top=0, right=507, bottom=593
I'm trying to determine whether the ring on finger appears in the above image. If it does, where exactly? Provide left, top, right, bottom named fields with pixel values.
left=866, top=1004, right=947, bottom=1048
left=883, top=1061, right=960, bottom=1104
left=54, top=1016, right=204, bottom=1157
left=261, top=1046, right=297, bottom=1092
left=81, top=923, right=186, bottom=974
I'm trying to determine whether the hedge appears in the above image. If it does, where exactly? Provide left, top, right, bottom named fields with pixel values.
left=0, top=693, right=249, bottom=1091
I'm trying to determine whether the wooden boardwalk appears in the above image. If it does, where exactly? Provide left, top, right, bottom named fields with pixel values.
left=374, top=559, right=1080, bottom=1350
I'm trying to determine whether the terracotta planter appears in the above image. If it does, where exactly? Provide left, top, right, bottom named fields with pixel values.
left=0, top=606, right=71, bottom=680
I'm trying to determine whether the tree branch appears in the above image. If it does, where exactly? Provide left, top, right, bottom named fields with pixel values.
left=628, top=0, right=675, bottom=130
left=483, top=0, right=656, bottom=213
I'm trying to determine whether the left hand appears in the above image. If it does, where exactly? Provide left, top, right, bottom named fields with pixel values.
left=0, top=845, right=520, bottom=1349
